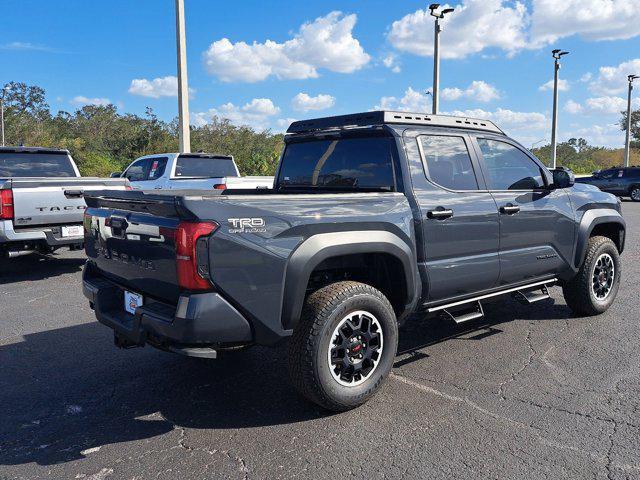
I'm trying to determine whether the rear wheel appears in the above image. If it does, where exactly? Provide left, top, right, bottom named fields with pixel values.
left=630, top=185, right=640, bottom=202
left=288, top=281, right=398, bottom=411
left=563, top=236, right=621, bottom=316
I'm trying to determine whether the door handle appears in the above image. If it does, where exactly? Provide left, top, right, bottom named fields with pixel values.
left=500, top=204, right=520, bottom=215
left=64, top=189, right=84, bottom=198
left=427, top=208, right=454, bottom=220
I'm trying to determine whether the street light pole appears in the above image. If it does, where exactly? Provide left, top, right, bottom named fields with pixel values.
left=175, top=0, right=191, bottom=153
left=429, top=4, right=454, bottom=115
left=550, top=49, right=569, bottom=169
left=624, top=74, right=638, bottom=168
left=0, top=97, right=5, bottom=147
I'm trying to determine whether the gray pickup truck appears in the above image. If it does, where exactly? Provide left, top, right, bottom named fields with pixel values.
left=82, top=111, right=625, bottom=411
left=0, top=146, right=128, bottom=258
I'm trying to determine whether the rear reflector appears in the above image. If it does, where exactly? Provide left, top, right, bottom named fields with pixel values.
left=213, top=183, right=227, bottom=190
left=175, top=221, right=218, bottom=291
left=0, top=189, right=14, bottom=220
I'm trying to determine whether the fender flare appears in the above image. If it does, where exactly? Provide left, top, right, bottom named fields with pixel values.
left=574, top=208, right=626, bottom=268
left=281, top=230, right=419, bottom=330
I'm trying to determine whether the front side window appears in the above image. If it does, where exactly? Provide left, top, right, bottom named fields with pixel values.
left=124, top=159, right=148, bottom=182
left=277, top=137, right=396, bottom=190
left=419, top=135, right=478, bottom=190
left=477, top=139, right=545, bottom=190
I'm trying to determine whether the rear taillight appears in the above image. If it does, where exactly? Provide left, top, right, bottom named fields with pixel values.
left=175, top=221, right=218, bottom=291
left=0, top=189, right=14, bottom=220
left=213, top=183, right=227, bottom=190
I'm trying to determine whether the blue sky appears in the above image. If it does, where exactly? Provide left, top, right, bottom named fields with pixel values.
left=2, top=0, right=640, bottom=148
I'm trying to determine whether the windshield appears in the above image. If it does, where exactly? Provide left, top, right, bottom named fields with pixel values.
left=277, top=137, right=396, bottom=191
left=0, top=152, right=77, bottom=177
left=174, top=156, right=238, bottom=178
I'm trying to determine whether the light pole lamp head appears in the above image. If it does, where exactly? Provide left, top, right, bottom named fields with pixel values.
left=552, top=49, right=569, bottom=60
left=429, top=4, right=454, bottom=18
left=629, top=74, right=640, bottom=83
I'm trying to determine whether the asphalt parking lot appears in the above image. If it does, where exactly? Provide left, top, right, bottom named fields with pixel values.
left=1, top=203, right=639, bottom=480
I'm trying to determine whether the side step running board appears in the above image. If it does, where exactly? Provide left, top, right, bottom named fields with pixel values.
left=512, top=285, right=550, bottom=305
left=440, top=301, right=484, bottom=324
left=427, top=278, right=557, bottom=314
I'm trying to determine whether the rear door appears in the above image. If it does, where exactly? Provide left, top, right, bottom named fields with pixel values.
left=408, top=132, right=500, bottom=302
left=472, top=136, right=575, bottom=286
left=124, top=157, right=168, bottom=190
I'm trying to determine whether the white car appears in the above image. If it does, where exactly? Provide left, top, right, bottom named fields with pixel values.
left=115, top=153, right=273, bottom=191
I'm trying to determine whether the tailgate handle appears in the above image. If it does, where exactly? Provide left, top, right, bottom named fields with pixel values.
left=64, top=189, right=84, bottom=198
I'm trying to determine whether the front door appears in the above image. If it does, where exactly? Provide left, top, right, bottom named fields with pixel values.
left=473, top=137, right=575, bottom=286
left=409, top=133, right=501, bottom=302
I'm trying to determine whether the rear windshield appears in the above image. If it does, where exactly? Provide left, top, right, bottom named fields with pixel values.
left=0, top=152, right=77, bottom=177
left=277, top=137, right=396, bottom=191
left=174, top=156, right=238, bottom=178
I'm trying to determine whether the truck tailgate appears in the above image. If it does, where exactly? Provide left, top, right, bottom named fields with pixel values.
left=11, top=178, right=127, bottom=227
left=84, top=191, right=200, bottom=304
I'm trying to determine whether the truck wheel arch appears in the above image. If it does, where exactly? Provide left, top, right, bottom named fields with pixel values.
left=281, top=231, right=419, bottom=330
left=575, top=209, right=625, bottom=269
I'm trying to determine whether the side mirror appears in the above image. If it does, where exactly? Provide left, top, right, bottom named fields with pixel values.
left=110, top=172, right=122, bottom=178
left=551, top=167, right=575, bottom=189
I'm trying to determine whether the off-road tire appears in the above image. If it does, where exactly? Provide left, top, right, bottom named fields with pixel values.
left=287, top=281, right=398, bottom=412
left=563, top=236, right=621, bottom=316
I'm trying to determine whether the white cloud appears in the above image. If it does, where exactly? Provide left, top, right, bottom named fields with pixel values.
left=376, top=87, right=432, bottom=112
left=382, top=54, right=401, bottom=73
left=566, top=123, right=624, bottom=148
left=128, top=76, right=195, bottom=99
left=539, top=79, right=570, bottom=92
left=588, top=59, right=640, bottom=95
left=71, top=96, right=111, bottom=107
left=442, top=81, right=500, bottom=102
left=0, top=41, right=54, bottom=52
left=565, top=96, right=640, bottom=115
left=193, top=98, right=280, bottom=131
left=291, top=93, right=335, bottom=112
left=203, top=11, right=370, bottom=82
left=564, top=100, right=583, bottom=114
left=387, top=1, right=640, bottom=61
left=580, top=72, right=593, bottom=83
left=388, top=0, right=528, bottom=59
left=530, top=0, right=640, bottom=46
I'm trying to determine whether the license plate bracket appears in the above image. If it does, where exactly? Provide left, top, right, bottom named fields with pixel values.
left=61, top=225, right=83, bottom=237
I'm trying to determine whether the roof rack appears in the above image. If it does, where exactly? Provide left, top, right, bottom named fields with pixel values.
left=286, top=110, right=504, bottom=135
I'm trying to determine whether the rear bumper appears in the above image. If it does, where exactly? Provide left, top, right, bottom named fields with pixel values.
left=82, top=263, right=253, bottom=352
left=0, top=220, right=83, bottom=247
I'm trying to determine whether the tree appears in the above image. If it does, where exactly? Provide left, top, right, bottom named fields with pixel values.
left=620, top=109, right=640, bottom=147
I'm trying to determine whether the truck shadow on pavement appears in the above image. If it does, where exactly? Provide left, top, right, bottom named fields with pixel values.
left=0, top=297, right=574, bottom=467
left=0, top=253, right=85, bottom=284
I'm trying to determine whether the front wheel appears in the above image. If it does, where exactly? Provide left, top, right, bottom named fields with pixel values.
left=288, top=281, right=398, bottom=411
left=563, top=236, right=621, bottom=316
left=630, top=185, right=640, bottom=202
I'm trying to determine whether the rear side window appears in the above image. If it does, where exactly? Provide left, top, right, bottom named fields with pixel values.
left=174, top=156, right=238, bottom=178
left=418, top=135, right=478, bottom=190
left=0, top=152, right=76, bottom=177
left=278, top=137, right=396, bottom=190
left=477, top=139, right=545, bottom=190
left=624, top=169, right=640, bottom=178
left=147, top=157, right=168, bottom=180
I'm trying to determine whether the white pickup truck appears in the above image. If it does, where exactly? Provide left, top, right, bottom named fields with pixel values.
left=0, top=146, right=128, bottom=258
left=114, top=152, right=274, bottom=191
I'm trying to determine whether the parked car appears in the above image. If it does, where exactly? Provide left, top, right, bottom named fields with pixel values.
left=113, top=152, right=273, bottom=191
left=0, top=146, right=128, bottom=258
left=576, top=166, right=640, bottom=201
left=82, top=111, right=625, bottom=411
